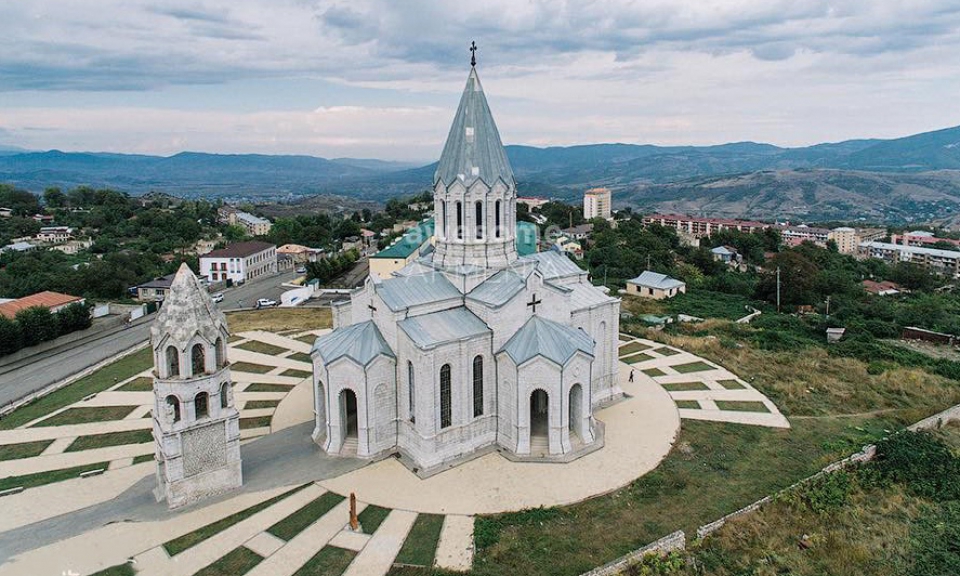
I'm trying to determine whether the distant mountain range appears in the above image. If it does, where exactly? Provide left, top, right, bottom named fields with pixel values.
left=2, top=125, right=960, bottom=222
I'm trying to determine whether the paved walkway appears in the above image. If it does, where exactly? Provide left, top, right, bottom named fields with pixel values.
left=619, top=335, right=790, bottom=429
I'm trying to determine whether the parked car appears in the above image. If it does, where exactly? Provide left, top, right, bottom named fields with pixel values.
left=257, top=298, right=278, bottom=307
left=296, top=266, right=307, bottom=274
left=211, top=293, right=224, bottom=303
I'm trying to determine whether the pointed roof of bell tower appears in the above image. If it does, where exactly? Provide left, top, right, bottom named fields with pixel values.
left=434, top=49, right=515, bottom=189
left=151, top=263, right=228, bottom=348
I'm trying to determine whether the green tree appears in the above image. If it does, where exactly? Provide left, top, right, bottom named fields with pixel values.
left=15, top=306, right=60, bottom=347
left=0, top=315, right=23, bottom=356
left=56, top=302, right=92, bottom=334
left=43, top=187, right=66, bottom=208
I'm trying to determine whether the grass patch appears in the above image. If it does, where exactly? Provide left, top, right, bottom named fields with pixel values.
left=358, top=505, right=391, bottom=534
left=717, top=379, right=746, bottom=390
left=293, top=546, right=356, bottom=576
left=618, top=342, right=651, bottom=356
left=242, top=382, right=294, bottom=393
left=619, top=334, right=633, bottom=342
left=65, top=429, right=154, bottom=452
left=268, top=491, right=345, bottom=541
left=655, top=347, right=681, bottom=356
left=133, top=453, right=155, bottom=465
left=395, top=513, right=445, bottom=567
left=0, top=461, right=110, bottom=492
left=280, top=368, right=312, bottom=379
left=116, top=376, right=153, bottom=392
left=235, top=340, right=289, bottom=356
left=32, top=406, right=139, bottom=427
left=661, top=381, right=709, bottom=392
left=0, top=347, right=152, bottom=430
left=624, top=353, right=655, bottom=364
left=90, top=564, right=136, bottom=576
left=715, top=400, right=770, bottom=413
left=195, top=546, right=263, bottom=576
left=296, top=334, right=319, bottom=345
left=226, top=308, right=332, bottom=333
left=163, top=484, right=309, bottom=555
left=230, top=361, right=274, bottom=374
left=244, top=399, right=280, bottom=410
left=675, top=400, right=700, bottom=410
left=240, top=416, right=272, bottom=430
left=642, top=368, right=666, bottom=377
left=287, top=352, right=312, bottom=363
left=671, top=361, right=716, bottom=374
left=0, top=439, right=53, bottom=461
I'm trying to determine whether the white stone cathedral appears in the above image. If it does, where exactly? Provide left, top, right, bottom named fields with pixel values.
left=311, top=59, right=622, bottom=475
left=151, top=264, right=242, bottom=508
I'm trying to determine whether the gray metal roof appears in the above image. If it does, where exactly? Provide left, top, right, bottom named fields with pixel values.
left=567, top=282, right=617, bottom=311
left=434, top=67, right=515, bottom=189
left=521, top=250, right=585, bottom=280
left=376, top=271, right=462, bottom=311
left=466, top=268, right=525, bottom=307
left=399, top=307, right=491, bottom=350
left=499, top=315, right=594, bottom=367
left=710, top=246, right=735, bottom=255
left=627, top=271, right=686, bottom=290
left=312, top=320, right=394, bottom=366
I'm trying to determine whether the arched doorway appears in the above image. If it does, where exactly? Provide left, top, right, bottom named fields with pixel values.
left=339, top=389, right=358, bottom=450
left=530, top=389, right=549, bottom=454
left=569, top=384, right=583, bottom=446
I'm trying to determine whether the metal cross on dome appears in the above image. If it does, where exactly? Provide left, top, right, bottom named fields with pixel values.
left=470, top=41, right=477, bottom=67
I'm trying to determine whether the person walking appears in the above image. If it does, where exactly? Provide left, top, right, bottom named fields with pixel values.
left=629, top=369, right=635, bottom=383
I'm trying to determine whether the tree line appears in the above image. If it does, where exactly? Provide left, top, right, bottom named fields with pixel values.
left=0, top=302, right=92, bottom=356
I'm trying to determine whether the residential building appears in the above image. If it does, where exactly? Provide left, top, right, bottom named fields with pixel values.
left=369, top=219, right=435, bottom=280
left=779, top=224, right=860, bottom=254
left=277, top=243, right=323, bottom=263
left=136, top=273, right=177, bottom=301
left=192, top=238, right=219, bottom=256
left=35, top=226, right=74, bottom=243
left=51, top=239, right=93, bottom=255
left=642, top=213, right=769, bottom=238
left=0, top=208, right=12, bottom=218
left=862, top=280, right=901, bottom=296
left=1, top=241, right=37, bottom=254
left=517, top=196, right=549, bottom=209
left=583, top=187, right=612, bottom=220
left=32, top=214, right=55, bottom=224
left=711, top=245, right=740, bottom=264
left=890, top=231, right=960, bottom=249
left=0, top=291, right=86, bottom=319
left=626, top=271, right=686, bottom=299
left=830, top=227, right=858, bottom=254
left=218, top=207, right=272, bottom=236
left=562, top=223, right=594, bottom=240
left=200, top=241, right=277, bottom=284
left=859, top=241, right=960, bottom=278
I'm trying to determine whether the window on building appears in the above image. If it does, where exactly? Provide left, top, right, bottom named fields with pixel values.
left=440, top=364, right=452, bottom=429
left=166, top=346, right=180, bottom=377
left=166, top=395, right=181, bottom=423
left=475, top=201, right=483, bottom=239
left=472, top=355, right=483, bottom=417
left=195, top=392, right=209, bottom=418
left=215, top=338, right=225, bottom=368
left=220, top=382, right=230, bottom=408
left=408, top=361, right=416, bottom=423
left=191, top=343, right=205, bottom=375
left=495, top=200, right=501, bottom=238
left=441, top=200, right=447, bottom=239
left=456, top=202, right=463, bottom=240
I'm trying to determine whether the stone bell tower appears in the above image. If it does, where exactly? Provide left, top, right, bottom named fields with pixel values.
left=151, top=263, right=242, bottom=509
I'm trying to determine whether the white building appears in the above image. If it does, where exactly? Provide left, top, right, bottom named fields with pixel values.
left=859, top=241, right=960, bottom=278
left=36, top=226, right=74, bottom=243
left=200, top=241, right=277, bottom=284
left=311, top=61, right=621, bottom=476
left=218, top=207, right=272, bottom=236
left=583, top=188, right=612, bottom=220
left=626, top=271, right=686, bottom=300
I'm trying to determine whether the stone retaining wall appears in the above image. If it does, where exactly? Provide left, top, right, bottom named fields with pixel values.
left=579, top=531, right=686, bottom=576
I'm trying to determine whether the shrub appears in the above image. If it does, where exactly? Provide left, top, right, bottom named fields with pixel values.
left=0, top=315, right=22, bottom=355
left=784, top=471, right=854, bottom=514
left=910, top=501, right=960, bottom=576
left=872, top=431, right=960, bottom=501
left=15, top=306, right=59, bottom=347
left=625, top=551, right=686, bottom=576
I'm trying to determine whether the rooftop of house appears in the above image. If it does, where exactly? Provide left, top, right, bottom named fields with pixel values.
left=0, top=291, right=84, bottom=319
left=627, top=271, right=686, bottom=290
left=203, top=241, right=276, bottom=259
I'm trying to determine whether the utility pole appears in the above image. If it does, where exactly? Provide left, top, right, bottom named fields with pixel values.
left=776, top=266, right=781, bottom=313
left=825, top=295, right=831, bottom=320
left=603, top=264, right=608, bottom=287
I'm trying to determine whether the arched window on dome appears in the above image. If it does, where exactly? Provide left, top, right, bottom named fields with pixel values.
left=440, top=364, right=452, bottom=429
left=475, top=201, right=483, bottom=239
left=191, top=344, right=205, bottom=376
left=408, top=361, right=416, bottom=423
left=441, top=200, right=447, bottom=239
left=166, top=346, right=180, bottom=378
left=195, top=392, right=209, bottom=419
left=495, top=200, right=501, bottom=238
left=472, top=355, right=483, bottom=417
left=166, top=395, right=181, bottom=423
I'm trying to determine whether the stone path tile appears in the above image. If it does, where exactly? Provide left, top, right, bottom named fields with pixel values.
left=244, top=531, right=286, bottom=558
left=678, top=408, right=790, bottom=428
left=245, top=499, right=359, bottom=576
left=41, top=436, right=76, bottom=455
left=138, top=484, right=327, bottom=576
left=0, top=418, right=151, bottom=444
left=83, top=391, right=153, bottom=406
left=236, top=391, right=288, bottom=400
left=237, top=408, right=276, bottom=419
left=231, top=348, right=310, bottom=372
left=328, top=528, right=371, bottom=552
left=233, top=374, right=303, bottom=386
left=341, top=510, right=418, bottom=576
left=0, top=442, right=152, bottom=477
left=271, top=380, right=315, bottom=433
left=109, top=457, right=134, bottom=470
left=237, top=331, right=312, bottom=354
left=697, top=399, right=719, bottom=410
left=435, top=514, right=474, bottom=572
left=126, top=405, right=154, bottom=419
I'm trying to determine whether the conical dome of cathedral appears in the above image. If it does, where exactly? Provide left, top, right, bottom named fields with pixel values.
left=150, top=262, right=228, bottom=348
left=434, top=65, right=515, bottom=190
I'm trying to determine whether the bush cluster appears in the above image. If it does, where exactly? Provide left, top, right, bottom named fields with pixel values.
left=0, top=302, right=92, bottom=356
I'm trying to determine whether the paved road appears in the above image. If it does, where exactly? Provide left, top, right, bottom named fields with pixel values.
left=0, top=270, right=301, bottom=407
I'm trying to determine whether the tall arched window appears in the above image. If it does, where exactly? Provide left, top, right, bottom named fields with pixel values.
left=456, top=202, right=463, bottom=240
left=166, top=395, right=181, bottom=423
left=472, top=355, right=484, bottom=417
left=191, top=344, right=205, bottom=376
left=439, top=364, right=452, bottom=429
left=408, top=361, right=416, bottom=423
left=475, top=201, right=483, bottom=239
left=166, top=346, right=180, bottom=377
left=495, top=200, right=501, bottom=238
left=441, top=200, right=447, bottom=239
left=220, top=382, right=229, bottom=409
left=195, top=392, right=209, bottom=419
left=215, top=337, right=225, bottom=368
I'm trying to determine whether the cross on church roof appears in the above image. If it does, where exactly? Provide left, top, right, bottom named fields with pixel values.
left=470, top=41, right=477, bottom=67
left=527, top=292, right=542, bottom=314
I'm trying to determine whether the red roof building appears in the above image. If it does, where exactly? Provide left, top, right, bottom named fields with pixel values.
left=0, top=291, right=85, bottom=319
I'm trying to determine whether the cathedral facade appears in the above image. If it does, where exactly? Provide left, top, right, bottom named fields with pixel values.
left=311, top=62, right=622, bottom=475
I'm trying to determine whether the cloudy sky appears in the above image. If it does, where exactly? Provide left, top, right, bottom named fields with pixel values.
left=0, top=1, right=958, bottom=161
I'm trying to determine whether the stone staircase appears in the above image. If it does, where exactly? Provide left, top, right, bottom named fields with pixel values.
left=529, top=434, right=549, bottom=458
left=340, top=437, right=358, bottom=457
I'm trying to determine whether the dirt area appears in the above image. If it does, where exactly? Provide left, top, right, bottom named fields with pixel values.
left=225, top=307, right=332, bottom=333
left=884, top=338, right=960, bottom=362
